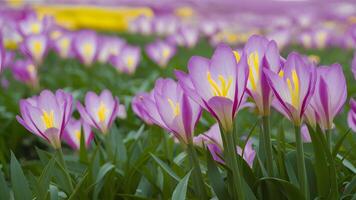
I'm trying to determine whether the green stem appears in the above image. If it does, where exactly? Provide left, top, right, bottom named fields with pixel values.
left=56, top=149, right=74, bottom=192
left=294, top=126, right=308, bottom=200
left=221, top=125, right=244, bottom=200
left=325, top=129, right=332, bottom=152
left=262, top=116, right=274, bottom=176
left=186, top=143, right=208, bottom=199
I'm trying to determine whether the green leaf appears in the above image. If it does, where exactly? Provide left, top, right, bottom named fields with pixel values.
left=10, top=152, right=32, bottom=200
left=207, top=152, right=230, bottom=200
left=150, top=153, right=180, bottom=182
left=255, top=177, right=305, bottom=200
left=172, top=171, right=191, bottom=200
left=332, top=129, right=351, bottom=158
left=0, top=169, right=10, bottom=200
left=68, top=172, right=89, bottom=200
left=93, top=163, right=115, bottom=199
left=37, top=156, right=56, bottom=199
left=49, top=185, right=59, bottom=200
left=79, top=129, right=89, bottom=163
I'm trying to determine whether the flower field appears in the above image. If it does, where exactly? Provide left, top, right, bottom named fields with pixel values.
left=0, top=2, right=355, bottom=200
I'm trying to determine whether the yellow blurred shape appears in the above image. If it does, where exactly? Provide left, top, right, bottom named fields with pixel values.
left=33, top=5, right=153, bottom=31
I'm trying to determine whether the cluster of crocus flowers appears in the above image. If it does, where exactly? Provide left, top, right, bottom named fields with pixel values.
left=194, top=123, right=256, bottom=167
left=52, top=31, right=74, bottom=59
left=77, top=90, right=120, bottom=134
left=145, top=40, right=176, bottom=68
left=16, top=90, right=73, bottom=149
left=348, top=98, right=356, bottom=132
left=17, top=14, right=51, bottom=36
left=62, top=118, right=93, bottom=150
left=11, top=59, right=39, bottom=88
left=110, top=45, right=141, bottom=75
left=175, top=43, right=248, bottom=132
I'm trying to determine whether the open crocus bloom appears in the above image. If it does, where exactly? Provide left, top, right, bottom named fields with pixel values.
left=194, top=123, right=256, bottom=167
left=348, top=98, right=356, bottom=132
left=17, top=14, right=51, bottom=36
left=175, top=43, right=248, bottom=132
left=135, top=78, right=202, bottom=144
left=52, top=31, right=73, bottom=59
left=11, top=59, right=38, bottom=88
left=16, top=90, right=73, bottom=149
left=243, top=35, right=282, bottom=115
left=110, top=45, right=140, bottom=75
left=77, top=90, right=119, bottom=134
left=264, top=52, right=316, bottom=126
left=97, top=36, right=125, bottom=63
left=62, top=118, right=93, bottom=150
left=145, top=40, right=176, bottom=68
left=20, top=34, right=49, bottom=64
left=309, top=64, right=347, bottom=130
left=73, top=30, right=98, bottom=66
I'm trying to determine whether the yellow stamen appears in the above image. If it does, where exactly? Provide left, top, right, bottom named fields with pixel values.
left=286, top=70, right=300, bottom=108
left=31, top=23, right=41, bottom=34
left=51, top=31, right=61, bottom=40
left=83, top=43, right=93, bottom=58
left=278, top=70, right=284, bottom=77
left=162, top=47, right=170, bottom=58
left=59, top=38, right=70, bottom=51
left=167, top=98, right=180, bottom=116
left=27, top=64, right=36, bottom=73
left=75, top=130, right=81, bottom=141
left=127, top=56, right=134, bottom=68
left=33, top=41, right=42, bottom=57
left=97, top=102, right=107, bottom=122
left=206, top=71, right=233, bottom=97
left=247, top=51, right=260, bottom=91
left=233, top=51, right=241, bottom=62
left=41, top=110, right=55, bottom=129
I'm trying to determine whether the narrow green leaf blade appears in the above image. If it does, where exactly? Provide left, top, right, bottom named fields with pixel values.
left=10, top=152, right=32, bottom=200
left=172, top=171, right=192, bottom=200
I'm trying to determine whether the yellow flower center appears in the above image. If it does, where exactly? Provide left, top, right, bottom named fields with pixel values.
left=127, top=56, right=134, bottom=68
left=83, top=43, right=93, bottom=58
left=75, top=130, right=81, bottom=141
left=27, top=64, right=35, bottom=74
left=162, top=47, right=170, bottom=58
left=51, top=31, right=62, bottom=40
left=207, top=71, right=233, bottom=97
left=97, top=102, right=107, bottom=122
left=59, top=38, right=70, bottom=52
left=247, top=51, right=260, bottom=91
left=41, top=110, right=55, bottom=129
left=33, top=41, right=43, bottom=58
left=30, top=23, right=41, bottom=34
left=167, top=98, right=180, bottom=116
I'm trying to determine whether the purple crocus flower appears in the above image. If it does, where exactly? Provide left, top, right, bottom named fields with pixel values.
left=16, top=90, right=73, bottom=149
left=109, top=45, right=140, bottom=75
left=128, top=15, right=152, bottom=35
left=135, top=78, right=202, bottom=144
left=308, top=64, right=347, bottom=130
left=77, top=90, right=119, bottom=134
left=17, top=14, right=51, bottom=36
left=264, top=52, right=316, bottom=126
left=175, top=44, right=248, bottom=132
left=20, top=34, right=49, bottom=64
left=73, top=30, right=98, bottom=66
left=131, top=92, right=154, bottom=125
left=62, top=118, right=93, bottom=150
left=352, top=53, right=356, bottom=80
left=145, top=40, right=176, bottom=68
left=97, top=36, right=125, bottom=63
left=194, top=123, right=256, bottom=167
left=347, top=98, right=356, bottom=132
left=117, top=104, right=127, bottom=119
left=11, top=59, right=39, bottom=88
left=52, top=31, right=73, bottom=59
left=243, top=35, right=283, bottom=116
